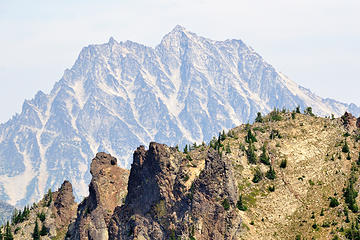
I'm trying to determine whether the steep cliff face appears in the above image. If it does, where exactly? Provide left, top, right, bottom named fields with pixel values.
left=108, top=142, right=241, bottom=240
left=52, top=180, right=78, bottom=231
left=67, top=153, right=129, bottom=240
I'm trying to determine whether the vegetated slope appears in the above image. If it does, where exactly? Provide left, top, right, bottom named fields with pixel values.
left=105, top=110, right=360, bottom=240
left=1, top=180, right=77, bottom=240
left=3, top=110, right=360, bottom=239
left=1, top=25, right=360, bottom=208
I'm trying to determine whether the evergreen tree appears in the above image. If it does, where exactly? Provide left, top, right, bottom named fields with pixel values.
left=266, top=166, right=276, bottom=180
left=221, top=130, right=227, bottom=141
left=296, top=106, right=301, bottom=113
left=252, top=167, right=263, bottom=183
left=304, top=107, right=314, bottom=116
left=4, top=222, right=13, bottom=240
left=225, top=142, right=231, bottom=154
left=245, top=129, right=257, bottom=143
left=347, top=152, right=352, bottom=160
left=291, top=111, right=296, bottom=120
left=183, top=145, right=188, bottom=154
left=280, top=159, right=287, bottom=168
left=32, top=220, right=40, bottom=240
left=40, top=223, right=48, bottom=236
left=247, top=143, right=257, bottom=164
left=357, top=152, right=360, bottom=166
left=344, top=180, right=359, bottom=213
left=0, top=227, right=3, bottom=240
left=259, top=144, right=270, bottom=165
left=47, top=189, right=53, bottom=207
left=342, top=140, right=350, bottom=153
left=255, top=112, right=263, bottom=123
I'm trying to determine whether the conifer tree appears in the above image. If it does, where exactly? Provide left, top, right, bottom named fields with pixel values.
left=221, top=130, right=227, bottom=141
left=342, top=140, right=350, bottom=153
left=344, top=180, right=359, bottom=213
left=255, top=112, right=263, bottom=123
left=259, top=144, right=270, bottom=165
left=280, top=159, right=287, bottom=168
left=32, top=220, right=40, bottom=240
left=304, top=107, right=314, bottom=116
left=296, top=106, right=301, bottom=113
left=357, top=152, right=360, bottom=166
left=245, top=129, right=257, bottom=143
left=183, top=145, right=188, bottom=154
left=252, top=167, right=263, bottom=183
left=247, top=143, right=257, bottom=164
left=266, top=166, right=276, bottom=180
left=4, top=222, right=13, bottom=240
left=225, top=142, right=231, bottom=154
left=40, top=223, right=48, bottom=236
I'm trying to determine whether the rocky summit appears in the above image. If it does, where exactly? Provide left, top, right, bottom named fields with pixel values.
left=67, top=153, right=129, bottom=240
left=1, top=26, right=360, bottom=208
left=4, top=110, right=360, bottom=239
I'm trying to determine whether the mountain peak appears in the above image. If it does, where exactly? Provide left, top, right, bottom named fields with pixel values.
left=171, top=24, right=187, bottom=33
left=108, top=36, right=117, bottom=45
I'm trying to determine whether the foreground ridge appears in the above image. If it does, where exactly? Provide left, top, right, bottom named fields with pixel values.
left=3, top=110, right=360, bottom=239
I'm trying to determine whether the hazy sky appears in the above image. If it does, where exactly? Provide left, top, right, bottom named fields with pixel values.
left=0, top=0, right=359, bottom=123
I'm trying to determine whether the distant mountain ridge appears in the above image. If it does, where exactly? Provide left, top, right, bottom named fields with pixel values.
left=0, top=25, right=359, bottom=207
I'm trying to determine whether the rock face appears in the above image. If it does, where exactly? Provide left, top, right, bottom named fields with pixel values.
left=108, top=142, right=241, bottom=240
left=52, top=180, right=77, bottom=230
left=67, top=153, right=129, bottom=240
left=341, top=112, right=360, bottom=132
left=1, top=26, right=360, bottom=207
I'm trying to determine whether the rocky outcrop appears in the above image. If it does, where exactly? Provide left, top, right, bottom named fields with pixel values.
left=108, top=142, right=241, bottom=240
left=11, top=180, right=77, bottom=240
left=67, top=153, right=129, bottom=240
left=52, top=180, right=77, bottom=230
left=342, top=112, right=359, bottom=132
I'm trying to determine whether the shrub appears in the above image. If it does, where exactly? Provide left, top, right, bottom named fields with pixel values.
left=268, top=185, right=275, bottom=192
left=236, top=195, right=247, bottom=211
left=270, top=109, right=282, bottom=121
left=222, top=198, right=230, bottom=211
left=270, top=129, right=281, bottom=139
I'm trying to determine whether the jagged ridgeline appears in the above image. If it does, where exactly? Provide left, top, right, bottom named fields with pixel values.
left=2, top=109, right=360, bottom=240
left=1, top=25, right=360, bottom=208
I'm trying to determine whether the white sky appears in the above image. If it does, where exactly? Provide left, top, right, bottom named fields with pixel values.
left=0, top=0, right=359, bottom=123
